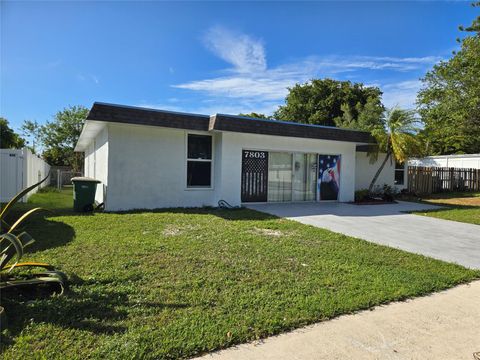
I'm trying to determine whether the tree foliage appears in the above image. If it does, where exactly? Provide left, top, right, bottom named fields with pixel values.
left=21, top=105, right=88, bottom=171
left=0, top=117, right=25, bottom=149
left=417, top=3, right=480, bottom=154
left=238, top=112, right=270, bottom=119
left=369, top=108, right=423, bottom=191
left=273, top=79, right=385, bottom=129
left=21, top=120, right=42, bottom=154
left=42, top=105, right=88, bottom=171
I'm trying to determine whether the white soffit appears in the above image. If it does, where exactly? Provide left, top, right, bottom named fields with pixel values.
left=74, top=120, right=106, bottom=152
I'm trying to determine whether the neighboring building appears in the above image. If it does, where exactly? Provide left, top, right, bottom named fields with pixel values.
left=0, top=148, right=50, bottom=202
left=75, top=102, right=401, bottom=211
left=409, top=154, right=480, bottom=169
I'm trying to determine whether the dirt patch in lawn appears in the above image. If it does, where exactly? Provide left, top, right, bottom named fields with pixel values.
left=424, top=197, right=480, bottom=207
left=162, top=224, right=200, bottom=236
left=250, top=227, right=292, bottom=237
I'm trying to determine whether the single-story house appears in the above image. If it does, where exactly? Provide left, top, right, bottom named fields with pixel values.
left=74, top=102, right=406, bottom=211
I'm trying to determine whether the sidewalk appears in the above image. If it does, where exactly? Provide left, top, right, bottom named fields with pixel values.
left=196, top=280, right=480, bottom=360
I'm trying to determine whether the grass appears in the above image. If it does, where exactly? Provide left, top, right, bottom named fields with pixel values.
left=1, top=190, right=479, bottom=359
left=406, top=192, right=480, bottom=225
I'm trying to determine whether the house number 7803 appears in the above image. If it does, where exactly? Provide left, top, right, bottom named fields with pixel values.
left=244, top=151, right=266, bottom=159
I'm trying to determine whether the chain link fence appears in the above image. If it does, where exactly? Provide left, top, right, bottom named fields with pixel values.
left=50, top=167, right=83, bottom=189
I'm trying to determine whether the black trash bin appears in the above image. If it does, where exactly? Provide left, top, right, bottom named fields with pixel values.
left=71, top=177, right=100, bottom=212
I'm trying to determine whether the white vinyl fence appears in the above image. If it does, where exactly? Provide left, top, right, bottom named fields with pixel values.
left=0, top=148, right=51, bottom=203
left=409, top=154, right=480, bottom=169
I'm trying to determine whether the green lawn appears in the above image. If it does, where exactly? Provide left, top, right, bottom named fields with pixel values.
left=407, top=192, right=480, bottom=225
left=1, top=189, right=479, bottom=359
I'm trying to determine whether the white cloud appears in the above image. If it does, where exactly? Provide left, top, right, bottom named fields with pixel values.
left=195, top=100, right=280, bottom=116
left=175, top=76, right=292, bottom=101
left=170, top=26, right=441, bottom=114
left=77, top=73, right=100, bottom=85
left=203, top=26, right=266, bottom=73
left=381, top=80, right=423, bottom=109
left=135, top=99, right=280, bottom=117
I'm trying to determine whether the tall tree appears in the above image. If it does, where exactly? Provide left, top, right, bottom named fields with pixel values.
left=273, top=79, right=385, bottom=128
left=417, top=3, right=480, bottom=154
left=39, top=105, right=88, bottom=171
left=369, top=108, right=423, bottom=192
left=21, top=120, right=42, bottom=154
left=0, top=118, right=25, bottom=149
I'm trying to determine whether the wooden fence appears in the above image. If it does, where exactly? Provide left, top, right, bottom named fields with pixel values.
left=408, top=166, right=480, bottom=194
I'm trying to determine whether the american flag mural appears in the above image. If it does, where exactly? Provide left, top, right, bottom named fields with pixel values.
left=317, top=155, right=341, bottom=200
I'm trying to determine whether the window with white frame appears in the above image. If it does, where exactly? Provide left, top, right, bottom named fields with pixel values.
left=187, top=134, right=212, bottom=188
left=394, top=162, right=405, bottom=185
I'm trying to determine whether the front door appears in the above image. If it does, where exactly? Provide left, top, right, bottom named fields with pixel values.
left=241, top=150, right=268, bottom=202
left=292, top=153, right=317, bottom=201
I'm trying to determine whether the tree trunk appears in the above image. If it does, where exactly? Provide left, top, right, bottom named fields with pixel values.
left=368, top=150, right=391, bottom=193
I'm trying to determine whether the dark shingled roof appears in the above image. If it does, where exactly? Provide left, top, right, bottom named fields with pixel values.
left=86, top=102, right=210, bottom=131
left=86, top=102, right=375, bottom=144
left=209, top=114, right=375, bottom=144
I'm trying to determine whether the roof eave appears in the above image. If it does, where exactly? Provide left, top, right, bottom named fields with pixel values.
left=74, top=120, right=106, bottom=152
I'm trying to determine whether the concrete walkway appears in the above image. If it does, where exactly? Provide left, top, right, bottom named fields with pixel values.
left=197, top=281, right=480, bottom=360
left=247, top=201, right=480, bottom=269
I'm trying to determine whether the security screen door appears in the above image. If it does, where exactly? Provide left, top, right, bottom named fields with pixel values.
left=241, top=150, right=318, bottom=203
left=241, top=150, right=268, bottom=202
left=268, top=152, right=293, bottom=202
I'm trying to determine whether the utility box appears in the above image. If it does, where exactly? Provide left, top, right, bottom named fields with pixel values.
left=71, top=177, right=100, bottom=212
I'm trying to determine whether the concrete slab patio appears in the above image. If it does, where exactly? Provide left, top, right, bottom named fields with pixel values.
left=197, top=280, right=480, bottom=360
left=247, top=201, right=480, bottom=269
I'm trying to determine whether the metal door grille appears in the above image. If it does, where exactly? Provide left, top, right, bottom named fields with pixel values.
left=241, top=150, right=268, bottom=202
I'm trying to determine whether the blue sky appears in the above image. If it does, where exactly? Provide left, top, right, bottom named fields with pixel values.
left=1, top=1, right=477, bottom=131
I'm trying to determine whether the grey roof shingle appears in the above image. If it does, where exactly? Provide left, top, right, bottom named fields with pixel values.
left=87, top=102, right=210, bottom=131
left=86, top=102, right=375, bottom=144
left=209, top=113, right=375, bottom=143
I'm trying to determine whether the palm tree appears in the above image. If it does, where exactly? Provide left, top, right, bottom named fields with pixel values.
left=368, top=108, right=422, bottom=193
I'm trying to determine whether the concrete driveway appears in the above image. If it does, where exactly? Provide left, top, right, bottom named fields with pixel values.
left=247, top=201, right=480, bottom=269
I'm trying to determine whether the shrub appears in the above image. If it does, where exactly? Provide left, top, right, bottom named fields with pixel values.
left=382, top=184, right=398, bottom=201
left=355, top=189, right=370, bottom=202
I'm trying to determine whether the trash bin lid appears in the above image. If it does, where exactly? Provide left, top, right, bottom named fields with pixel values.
left=71, top=177, right=101, bottom=183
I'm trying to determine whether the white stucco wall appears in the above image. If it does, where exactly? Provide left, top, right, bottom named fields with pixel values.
left=83, top=126, right=108, bottom=204
left=355, top=152, right=394, bottom=190
left=106, top=124, right=216, bottom=211
left=355, top=152, right=407, bottom=191
left=216, top=132, right=358, bottom=204
left=85, top=123, right=365, bottom=211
